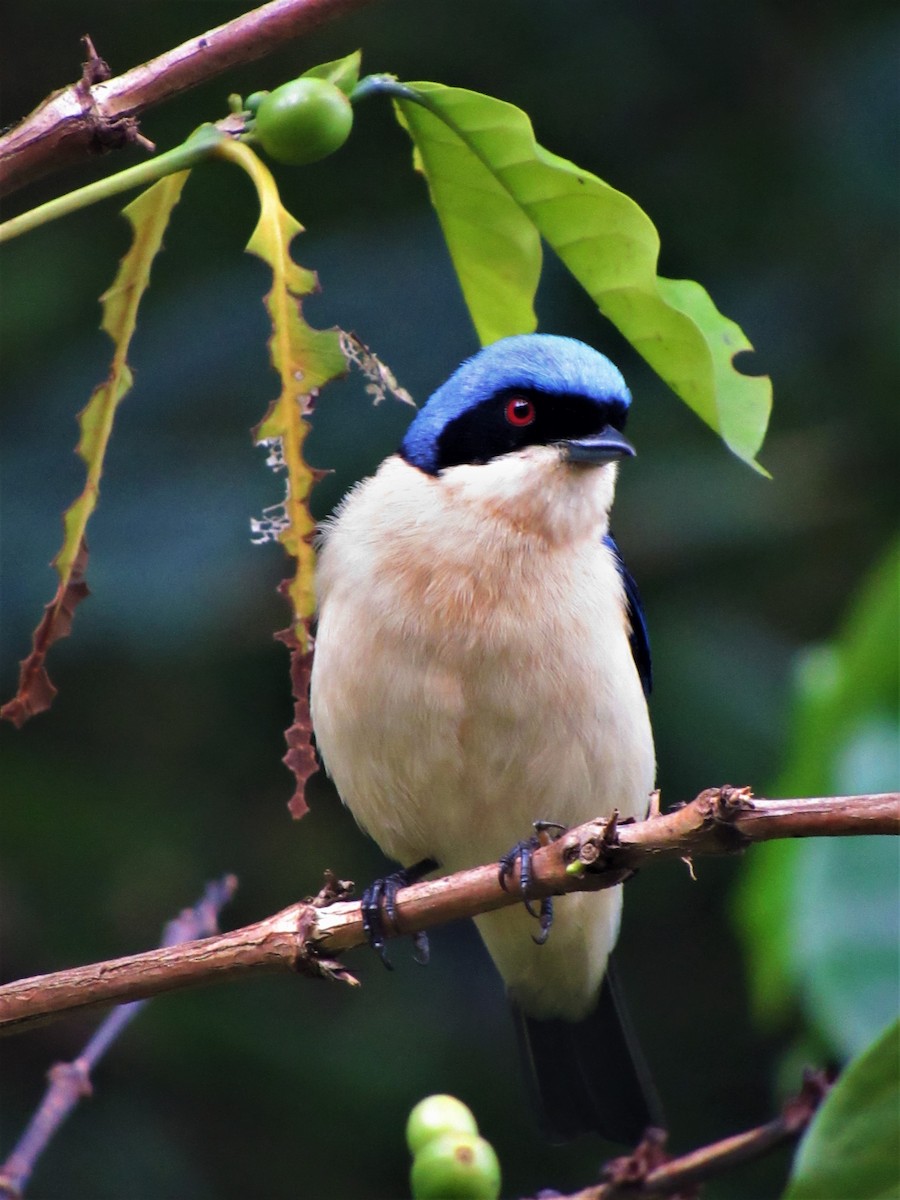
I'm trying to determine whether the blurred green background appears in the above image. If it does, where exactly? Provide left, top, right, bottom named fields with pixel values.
left=1, top=3, right=897, bottom=1197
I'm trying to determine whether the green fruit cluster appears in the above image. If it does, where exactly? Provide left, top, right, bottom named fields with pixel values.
left=406, top=1095, right=501, bottom=1200
left=252, top=78, right=353, bottom=166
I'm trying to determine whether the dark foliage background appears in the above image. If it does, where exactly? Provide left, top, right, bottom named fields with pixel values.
left=1, top=3, right=897, bottom=1197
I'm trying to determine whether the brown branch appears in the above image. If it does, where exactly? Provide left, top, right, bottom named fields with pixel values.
left=0, top=876, right=237, bottom=1200
left=526, top=1069, right=832, bottom=1199
left=0, top=0, right=375, bottom=196
left=1, top=788, right=896, bottom=1037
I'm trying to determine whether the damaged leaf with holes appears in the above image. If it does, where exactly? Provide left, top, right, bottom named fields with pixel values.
left=210, top=139, right=346, bottom=815
left=213, top=139, right=345, bottom=647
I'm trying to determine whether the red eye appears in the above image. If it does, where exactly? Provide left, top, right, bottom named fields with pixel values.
left=505, top=397, right=536, bottom=427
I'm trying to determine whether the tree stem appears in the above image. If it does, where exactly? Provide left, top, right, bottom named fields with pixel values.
left=0, top=0, right=376, bottom=196
left=0, top=128, right=224, bottom=244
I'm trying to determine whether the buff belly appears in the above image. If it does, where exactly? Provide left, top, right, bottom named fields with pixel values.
left=310, top=454, right=655, bottom=1019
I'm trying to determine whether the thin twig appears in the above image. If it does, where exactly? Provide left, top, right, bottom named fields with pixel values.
left=0, top=0, right=375, bottom=195
left=525, top=1070, right=832, bottom=1199
left=0, top=876, right=237, bottom=1199
left=0, top=789, right=896, bottom=1036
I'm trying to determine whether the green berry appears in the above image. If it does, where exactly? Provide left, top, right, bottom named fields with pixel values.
left=410, top=1132, right=501, bottom=1200
left=253, top=77, right=353, bottom=165
left=406, top=1095, right=479, bottom=1156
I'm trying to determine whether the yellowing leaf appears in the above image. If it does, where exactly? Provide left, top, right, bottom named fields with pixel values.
left=1, top=171, right=189, bottom=726
left=212, top=139, right=346, bottom=817
left=214, top=140, right=345, bottom=646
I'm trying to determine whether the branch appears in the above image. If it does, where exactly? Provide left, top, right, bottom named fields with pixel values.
left=526, top=1069, right=832, bottom=1199
left=0, top=0, right=375, bottom=196
left=1, top=788, right=896, bottom=1036
left=0, top=876, right=236, bottom=1200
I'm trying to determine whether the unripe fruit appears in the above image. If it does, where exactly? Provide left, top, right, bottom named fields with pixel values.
left=253, top=78, right=353, bottom=165
left=410, top=1132, right=501, bottom=1200
left=406, top=1094, right=479, bottom=1156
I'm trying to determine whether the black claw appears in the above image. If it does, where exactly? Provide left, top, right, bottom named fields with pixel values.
left=531, top=896, right=554, bottom=945
left=533, top=820, right=568, bottom=839
left=385, top=876, right=401, bottom=929
left=361, top=878, right=393, bottom=968
left=499, top=839, right=535, bottom=894
left=360, top=857, right=438, bottom=969
left=499, top=822, right=568, bottom=944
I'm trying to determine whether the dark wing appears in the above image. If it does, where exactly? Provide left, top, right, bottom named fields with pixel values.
left=603, top=533, right=652, bottom=696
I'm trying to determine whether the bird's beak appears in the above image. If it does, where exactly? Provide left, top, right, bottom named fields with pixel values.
left=559, top=426, right=636, bottom=464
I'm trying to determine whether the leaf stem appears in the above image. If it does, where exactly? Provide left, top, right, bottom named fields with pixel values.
left=349, top=74, right=417, bottom=105
left=0, top=126, right=224, bottom=244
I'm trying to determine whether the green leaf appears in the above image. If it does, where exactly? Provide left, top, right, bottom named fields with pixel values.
left=779, top=538, right=900, bottom=801
left=735, top=539, right=900, bottom=1047
left=393, top=82, right=772, bottom=469
left=302, top=50, right=362, bottom=97
left=782, top=1018, right=900, bottom=1200
left=791, top=833, right=899, bottom=1059
left=0, top=170, right=190, bottom=727
left=392, top=98, right=540, bottom=345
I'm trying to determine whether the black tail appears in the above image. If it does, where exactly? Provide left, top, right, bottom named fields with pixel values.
left=512, top=957, right=663, bottom=1144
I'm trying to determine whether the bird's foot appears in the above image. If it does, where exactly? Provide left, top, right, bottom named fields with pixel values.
left=498, top=821, right=568, bottom=946
left=361, top=857, right=438, bottom=969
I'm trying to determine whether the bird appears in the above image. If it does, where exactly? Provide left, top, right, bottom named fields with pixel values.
left=309, top=333, right=659, bottom=1143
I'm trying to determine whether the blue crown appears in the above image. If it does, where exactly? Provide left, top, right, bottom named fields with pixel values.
left=401, top=334, right=631, bottom=474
